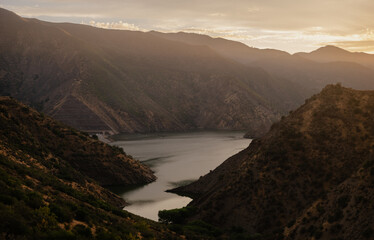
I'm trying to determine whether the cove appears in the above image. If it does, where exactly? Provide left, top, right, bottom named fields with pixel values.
left=110, top=131, right=251, bottom=221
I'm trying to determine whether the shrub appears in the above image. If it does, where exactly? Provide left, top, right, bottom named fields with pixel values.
left=50, top=203, right=74, bottom=223
left=158, top=207, right=195, bottom=224
left=40, top=229, right=75, bottom=240
left=75, top=207, right=91, bottom=222
left=328, top=209, right=343, bottom=223
left=362, top=227, right=373, bottom=239
left=25, top=192, right=44, bottom=209
left=73, top=224, right=92, bottom=238
left=0, top=210, right=30, bottom=235
left=337, top=195, right=350, bottom=208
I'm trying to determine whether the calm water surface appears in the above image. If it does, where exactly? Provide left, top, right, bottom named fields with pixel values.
left=110, top=131, right=251, bottom=221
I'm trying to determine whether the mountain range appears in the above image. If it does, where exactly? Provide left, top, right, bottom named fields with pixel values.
left=1, top=8, right=374, bottom=137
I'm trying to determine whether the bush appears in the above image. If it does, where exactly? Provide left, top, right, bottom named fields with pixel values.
left=50, top=202, right=74, bottom=223
left=184, top=220, right=221, bottom=237
left=362, top=227, right=373, bottom=239
left=328, top=209, right=343, bottom=223
left=0, top=194, right=15, bottom=205
left=0, top=210, right=30, bottom=235
left=158, top=207, right=195, bottom=224
left=26, top=192, right=44, bottom=209
left=337, top=195, right=350, bottom=208
left=75, top=207, right=90, bottom=222
left=73, top=224, right=93, bottom=238
left=95, top=229, right=118, bottom=240
left=40, top=229, right=75, bottom=240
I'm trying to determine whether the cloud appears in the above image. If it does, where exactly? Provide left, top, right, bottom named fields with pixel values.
left=87, top=20, right=145, bottom=31
left=2, top=0, right=374, bottom=53
left=327, top=41, right=374, bottom=53
left=208, top=13, right=227, bottom=17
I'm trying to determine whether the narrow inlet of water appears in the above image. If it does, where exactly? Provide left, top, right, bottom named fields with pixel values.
left=110, top=131, right=251, bottom=221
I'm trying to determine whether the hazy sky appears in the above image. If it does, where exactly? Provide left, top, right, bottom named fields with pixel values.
left=2, top=0, right=374, bottom=53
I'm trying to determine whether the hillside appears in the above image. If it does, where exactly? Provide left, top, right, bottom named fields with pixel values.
left=173, top=85, right=374, bottom=239
left=0, top=97, right=184, bottom=239
left=0, top=97, right=155, bottom=187
left=0, top=8, right=303, bottom=137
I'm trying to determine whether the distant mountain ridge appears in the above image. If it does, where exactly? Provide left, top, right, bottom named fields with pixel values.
left=295, top=45, right=374, bottom=69
left=154, top=32, right=374, bottom=93
left=1, top=8, right=374, bottom=136
left=0, top=8, right=299, bottom=137
left=173, top=85, right=374, bottom=239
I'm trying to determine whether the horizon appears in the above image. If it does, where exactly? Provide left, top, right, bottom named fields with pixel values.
left=1, top=0, right=374, bottom=54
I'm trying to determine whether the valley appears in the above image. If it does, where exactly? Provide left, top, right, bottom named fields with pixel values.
left=1, top=5, right=374, bottom=240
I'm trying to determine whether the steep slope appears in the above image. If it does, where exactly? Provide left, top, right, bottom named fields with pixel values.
left=173, top=85, right=374, bottom=239
left=0, top=97, right=183, bottom=239
left=284, top=160, right=374, bottom=240
left=0, top=97, right=155, bottom=186
left=0, top=8, right=297, bottom=137
left=296, top=45, right=374, bottom=70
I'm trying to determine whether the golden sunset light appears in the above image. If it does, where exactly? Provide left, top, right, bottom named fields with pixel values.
left=2, top=0, right=374, bottom=53
left=0, top=1, right=373, bottom=239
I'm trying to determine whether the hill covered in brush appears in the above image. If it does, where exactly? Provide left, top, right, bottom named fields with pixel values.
left=0, top=97, right=190, bottom=239
left=0, top=97, right=155, bottom=187
left=173, top=85, right=374, bottom=240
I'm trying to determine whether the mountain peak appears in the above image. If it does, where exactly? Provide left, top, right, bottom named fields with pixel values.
left=313, top=45, right=350, bottom=54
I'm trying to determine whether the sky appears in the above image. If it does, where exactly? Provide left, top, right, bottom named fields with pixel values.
left=1, top=0, right=374, bottom=53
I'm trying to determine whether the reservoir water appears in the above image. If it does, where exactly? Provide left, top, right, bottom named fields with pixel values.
left=110, top=131, right=251, bottom=221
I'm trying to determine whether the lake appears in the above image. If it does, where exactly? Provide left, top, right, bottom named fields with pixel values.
left=110, top=131, right=251, bottom=221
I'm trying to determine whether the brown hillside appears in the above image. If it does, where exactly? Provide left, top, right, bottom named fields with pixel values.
left=0, top=96, right=155, bottom=186
left=173, top=84, right=374, bottom=239
left=0, top=97, right=183, bottom=239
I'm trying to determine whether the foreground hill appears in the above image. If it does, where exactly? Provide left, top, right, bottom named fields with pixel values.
left=173, top=85, right=374, bottom=239
left=0, top=8, right=303, bottom=137
left=0, top=97, right=183, bottom=239
left=0, top=97, right=155, bottom=187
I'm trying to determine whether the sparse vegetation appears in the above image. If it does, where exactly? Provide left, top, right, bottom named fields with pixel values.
left=0, top=98, right=180, bottom=239
left=173, top=85, right=374, bottom=240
